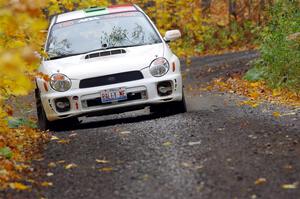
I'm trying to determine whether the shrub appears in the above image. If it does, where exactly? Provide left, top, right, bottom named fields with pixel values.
left=249, top=0, right=300, bottom=92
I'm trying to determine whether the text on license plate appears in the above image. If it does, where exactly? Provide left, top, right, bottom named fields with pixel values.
left=100, top=88, right=127, bottom=103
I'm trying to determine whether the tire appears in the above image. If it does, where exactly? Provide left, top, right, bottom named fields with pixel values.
left=150, top=91, right=187, bottom=115
left=35, top=89, right=53, bottom=131
left=172, top=91, right=187, bottom=114
left=56, top=117, right=81, bottom=130
left=35, top=89, right=81, bottom=131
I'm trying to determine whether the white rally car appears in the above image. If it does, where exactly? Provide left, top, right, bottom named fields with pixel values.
left=36, top=4, right=186, bottom=130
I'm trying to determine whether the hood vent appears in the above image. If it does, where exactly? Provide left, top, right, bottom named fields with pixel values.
left=85, top=49, right=126, bottom=59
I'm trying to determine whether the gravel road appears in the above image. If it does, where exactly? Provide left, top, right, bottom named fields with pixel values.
left=2, top=51, right=300, bottom=199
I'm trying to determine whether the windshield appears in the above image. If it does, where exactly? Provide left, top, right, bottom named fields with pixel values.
left=46, top=12, right=162, bottom=59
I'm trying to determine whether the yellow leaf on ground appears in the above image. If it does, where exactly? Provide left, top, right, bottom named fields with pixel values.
left=57, top=139, right=70, bottom=144
left=282, top=182, right=298, bottom=189
left=99, top=167, right=113, bottom=172
left=272, top=89, right=281, bottom=97
left=273, top=111, right=281, bottom=118
left=57, top=160, right=66, bottom=164
left=48, top=162, right=56, bottom=168
left=64, top=163, right=77, bottom=169
left=50, top=136, right=59, bottom=140
left=250, top=82, right=260, bottom=87
left=96, top=159, right=109, bottom=164
left=163, top=141, right=172, bottom=146
left=46, top=172, right=54, bottom=177
left=9, top=182, right=30, bottom=190
left=249, top=92, right=259, bottom=99
left=255, top=178, right=267, bottom=185
left=41, top=182, right=53, bottom=187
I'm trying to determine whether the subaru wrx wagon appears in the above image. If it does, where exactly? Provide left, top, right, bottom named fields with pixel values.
left=35, top=4, right=186, bottom=130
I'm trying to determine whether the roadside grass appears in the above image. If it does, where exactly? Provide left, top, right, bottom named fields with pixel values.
left=244, top=1, right=300, bottom=93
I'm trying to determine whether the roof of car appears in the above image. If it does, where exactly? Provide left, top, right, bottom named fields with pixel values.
left=56, top=4, right=138, bottom=23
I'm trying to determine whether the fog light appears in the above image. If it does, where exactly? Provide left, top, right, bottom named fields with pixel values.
left=158, top=86, right=172, bottom=94
left=54, top=98, right=70, bottom=113
left=157, top=81, right=173, bottom=96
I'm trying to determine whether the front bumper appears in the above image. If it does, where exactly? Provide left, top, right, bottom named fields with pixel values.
left=41, top=74, right=183, bottom=121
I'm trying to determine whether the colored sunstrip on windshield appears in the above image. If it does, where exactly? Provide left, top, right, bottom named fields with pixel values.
left=84, top=5, right=137, bottom=16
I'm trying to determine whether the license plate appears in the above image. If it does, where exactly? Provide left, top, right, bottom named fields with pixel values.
left=100, top=88, right=127, bottom=103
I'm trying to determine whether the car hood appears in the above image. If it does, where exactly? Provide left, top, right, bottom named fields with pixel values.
left=41, top=43, right=164, bottom=79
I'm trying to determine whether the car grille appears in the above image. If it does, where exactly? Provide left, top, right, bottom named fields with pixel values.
left=79, top=71, right=144, bottom=89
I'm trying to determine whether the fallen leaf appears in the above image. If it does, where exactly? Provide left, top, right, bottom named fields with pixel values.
left=188, top=141, right=202, bottom=146
left=46, top=172, right=54, bottom=177
left=50, top=136, right=59, bottom=140
left=9, top=182, right=30, bottom=190
left=41, top=182, right=53, bottom=187
left=57, top=160, right=65, bottom=164
left=163, top=141, right=172, bottom=146
left=251, top=194, right=257, bottom=199
left=281, top=112, right=297, bottom=116
left=26, top=179, right=35, bottom=183
left=65, top=163, right=77, bottom=169
left=96, top=159, right=109, bottom=164
left=69, top=133, right=78, bottom=137
left=251, top=103, right=259, bottom=108
left=273, top=111, right=281, bottom=118
left=99, top=167, right=113, bottom=172
left=249, top=92, right=259, bottom=99
left=57, top=139, right=70, bottom=144
left=143, top=174, right=149, bottom=181
left=272, top=89, right=281, bottom=97
left=282, top=182, right=298, bottom=189
left=255, top=178, right=267, bottom=185
left=181, top=162, right=191, bottom=167
left=120, top=131, right=131, bottom=135
left=48, top=162, right=56, bottom=168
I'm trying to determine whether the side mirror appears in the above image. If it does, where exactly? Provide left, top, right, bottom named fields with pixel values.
left=164, top=30, right=181, bottom=42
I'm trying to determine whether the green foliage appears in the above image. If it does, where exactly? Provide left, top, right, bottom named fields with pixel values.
left=0, top=147, right=13, bottom=159
left=250, top=0, right=300, bottom=92
left=244, top=66, right=266, bottom=81
left=8, top=118, right=37, bottom=129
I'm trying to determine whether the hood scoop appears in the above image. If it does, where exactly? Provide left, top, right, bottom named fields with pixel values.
left=85, top=49, right=126, bottom=59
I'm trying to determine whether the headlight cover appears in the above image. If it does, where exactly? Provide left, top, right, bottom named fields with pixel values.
left=149, top=58, right=169, bottom=77
left=50, top=73, right=72, bottom=92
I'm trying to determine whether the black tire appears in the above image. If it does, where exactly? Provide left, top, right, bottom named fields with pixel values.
left=35, top=89, right=81, bottom=131
left=150, top=91, right=187, bottom=115
left=35, top=89, right=53, bottom=131
left=56, top=117, right=81, bottom=130
left=172, top=91, right=187, bottom=114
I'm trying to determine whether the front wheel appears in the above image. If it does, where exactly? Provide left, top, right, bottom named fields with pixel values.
left=172, top=92, right=187, bottom=114
left=150, top=91, right=187, bottom=115
left=35, top=89, right=53, bottom=131
left=35, top=89, right=81, bottom=131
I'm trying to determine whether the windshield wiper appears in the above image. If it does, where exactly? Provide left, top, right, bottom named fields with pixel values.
left=48, top=52, right=84, bottom=60
left=84, top=44, right=145, bottom=54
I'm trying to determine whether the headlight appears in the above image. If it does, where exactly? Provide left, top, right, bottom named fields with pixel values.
left=50, top=73, right=72, bottom=92
left=149, top=58, right=169, bottom=77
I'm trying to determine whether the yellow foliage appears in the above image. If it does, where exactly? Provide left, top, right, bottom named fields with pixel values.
left=208, top=76, right=300, bottom=107
left=0, top=0, right=48, bottom=190
left=9, top=182, right=30, bottom=190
